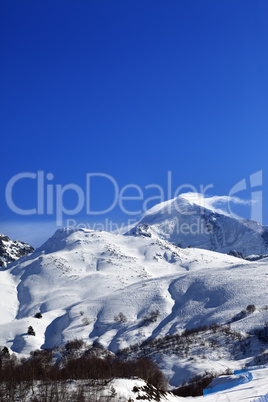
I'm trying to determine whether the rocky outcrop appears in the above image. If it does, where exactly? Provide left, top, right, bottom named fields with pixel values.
left=0, top=234, right=34, bottom=268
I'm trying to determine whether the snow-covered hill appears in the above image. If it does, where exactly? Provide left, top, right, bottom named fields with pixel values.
left=0, top=233, right=34, bottom=268
left=1, top=227, right=268, bottom=388
left=126, top=193, right=268, bottom=257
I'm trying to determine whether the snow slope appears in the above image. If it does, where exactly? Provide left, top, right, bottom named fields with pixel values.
left=174, top=366, right=268, bottom=401
left=126, top=193, right=268, bottom=257
left=88, top=367, right=268, bottom=401
left=0, top=227, right=268, bottom=388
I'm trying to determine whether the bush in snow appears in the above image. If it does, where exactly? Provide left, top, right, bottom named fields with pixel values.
left=253, top=322, right=268, bottom=344
left=1, top=346, right=9, bottom=358
left=82, top=317, right=90, bottom=326
left=246, top=304, right=256, bottom=313
left=109, top=385, right=117, bottom=397
left=139, top=310, right=160, bottom=327
left=65, top=339, right=84, bottom=352
left=114, top=312, right=127, bottom=323
left=27, top=326, right=36, bottom=336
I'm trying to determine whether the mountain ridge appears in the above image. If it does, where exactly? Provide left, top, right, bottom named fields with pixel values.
left=0, top=226, right=268, bottom=386
left=1, top=197, right=268, bottom=388
left=126, top=193, right=268, bottom=257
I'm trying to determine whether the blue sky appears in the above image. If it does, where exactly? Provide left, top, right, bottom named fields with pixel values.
left=1, top=0, right=268, bottom=247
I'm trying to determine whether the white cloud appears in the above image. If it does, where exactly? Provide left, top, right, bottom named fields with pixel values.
left=180, top=192, right=251, bottom=217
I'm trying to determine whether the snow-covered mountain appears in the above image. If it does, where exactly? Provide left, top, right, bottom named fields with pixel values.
left=0, top=233, right=34, bottom=268
left=126, top=193, right=268, bottom=257
left=1, top=227, right=268, bottom=387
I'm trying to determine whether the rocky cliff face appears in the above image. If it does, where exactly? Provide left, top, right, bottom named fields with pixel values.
left=0, top=234, right=34, bottom=267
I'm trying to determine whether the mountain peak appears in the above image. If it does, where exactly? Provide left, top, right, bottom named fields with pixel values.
left=126, top=193, right=268, bottom=257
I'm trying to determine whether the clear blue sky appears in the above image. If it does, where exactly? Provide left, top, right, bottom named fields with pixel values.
left=1, top=0, right=268, bottom=246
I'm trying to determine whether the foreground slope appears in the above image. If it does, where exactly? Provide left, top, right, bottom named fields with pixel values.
left=174, top=366, right=268, bottom=401
left=1, top=228, right=268, bottom=386
left=111, top=366, right=268, bottom=401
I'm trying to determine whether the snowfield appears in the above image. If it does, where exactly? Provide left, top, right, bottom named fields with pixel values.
left=0, top=225, right=268, bottom=392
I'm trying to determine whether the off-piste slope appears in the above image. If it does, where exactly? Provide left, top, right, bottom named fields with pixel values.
left=110, top=367, right=268, bottom=401
left=0, top=227, right=267, bottom=366
left=126, top=193, right=268, bottom=257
